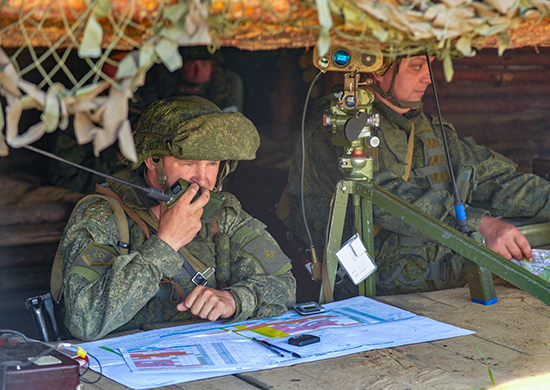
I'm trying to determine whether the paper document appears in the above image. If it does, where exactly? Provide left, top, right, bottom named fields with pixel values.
left=335, top=233, right=377, bottom=284
left=79, top=296, right=474, bottom=389
left=512, top=248, right=550, bottom=281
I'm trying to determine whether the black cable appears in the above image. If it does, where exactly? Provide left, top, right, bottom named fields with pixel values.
left=300, top=70, right=324, bottom=248
left=79, top=352, right=103, bottom=384
left=0, top=330, right=28, bottom=344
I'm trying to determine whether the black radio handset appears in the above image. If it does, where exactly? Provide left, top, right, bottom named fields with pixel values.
left=161, top=178, right=225, bottom=218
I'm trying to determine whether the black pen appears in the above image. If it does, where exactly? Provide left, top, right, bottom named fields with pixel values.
left=252, top=338, right=301, bottom=358
left=252, top=337, right=284, bottom=357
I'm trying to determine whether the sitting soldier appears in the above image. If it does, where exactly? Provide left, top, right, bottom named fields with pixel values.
left=55, top=96, right=296, bottom=341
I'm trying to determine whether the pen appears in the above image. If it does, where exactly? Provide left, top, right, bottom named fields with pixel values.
left=252, top=337, right=284, bottom=357
left=252, top=338, right=301, bottom=358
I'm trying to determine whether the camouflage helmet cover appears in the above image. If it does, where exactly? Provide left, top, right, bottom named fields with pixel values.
left=124, top=96, right=259, bottom=170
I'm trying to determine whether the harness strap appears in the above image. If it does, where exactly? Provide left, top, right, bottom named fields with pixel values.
left=134, top=208, right=218, bottom=288
left=160, top=277, right=188, bottom=303
left=95, top=184, right=150, bottom=239
left=402, top=123, right=415, bottom=182
left=51, top=193, right=132, bottom=303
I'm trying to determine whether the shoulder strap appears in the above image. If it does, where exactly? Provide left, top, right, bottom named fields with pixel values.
left=133, top=208, right=217, bottom=287
left=50, top=186, right=150, bottom=303
left=50, top=192, right=132, bottom=303
left=95, top=184, right=150, bottom=239
left=402, top=123, right=415, bottom=182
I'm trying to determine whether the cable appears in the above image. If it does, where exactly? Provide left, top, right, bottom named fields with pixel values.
left=79, top=352, right=103, bottom=384
left=425, top=53, right=468, bottom=235
left=300, top=70, right=324, bottom=248
left=0, top=330, right=29, bottom=344
left=0, top=331, right=103, bottom=388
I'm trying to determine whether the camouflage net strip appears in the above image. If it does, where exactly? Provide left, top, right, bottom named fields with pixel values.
left=1, top=0, right=550, bottom=160
left=0, top=0, right=211, bottom=162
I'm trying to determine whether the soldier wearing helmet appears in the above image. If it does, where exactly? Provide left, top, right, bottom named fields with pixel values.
left=287, top=54, right=550, bottom=299
left=57, top=96, right=296, bottom=341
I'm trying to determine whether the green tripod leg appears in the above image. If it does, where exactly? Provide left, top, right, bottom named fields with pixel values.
left=464, top=232, right=496, bottom=305
left=321, top=179, right=375, bottom=304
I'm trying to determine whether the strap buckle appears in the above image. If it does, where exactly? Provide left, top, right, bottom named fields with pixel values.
left=191, top=267, right=215, bottom=287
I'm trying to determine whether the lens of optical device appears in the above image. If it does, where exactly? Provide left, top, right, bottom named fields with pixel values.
left=333, top=49, right=350, bottom=66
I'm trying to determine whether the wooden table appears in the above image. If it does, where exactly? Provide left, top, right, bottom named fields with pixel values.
left=83, top=285, right=550, bottom=390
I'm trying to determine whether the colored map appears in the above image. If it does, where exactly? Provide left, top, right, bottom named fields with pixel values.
left=224, top=312, right=365, bottom=338
left=122, top=337, right=273, bottom=372
left=513, top=249, right=550, bottom=281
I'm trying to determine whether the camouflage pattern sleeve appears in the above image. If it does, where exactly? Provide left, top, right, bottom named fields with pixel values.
left=216, top=204, right=296, bottom=322
left=372, top=112, right=491, bottom=238
left=60, top=198, right=183, bottom=341
left=457, top=136, right=550, bottom=222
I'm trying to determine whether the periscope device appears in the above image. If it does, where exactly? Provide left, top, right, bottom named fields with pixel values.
left=313, top=45, right=386, bottom=74
left=293, top=302, right=325, bottom=316
left=160, top=178, right=225, bottom=218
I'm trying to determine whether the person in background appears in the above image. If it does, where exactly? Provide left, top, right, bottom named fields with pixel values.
left=286, top=55, right=550, bottom=299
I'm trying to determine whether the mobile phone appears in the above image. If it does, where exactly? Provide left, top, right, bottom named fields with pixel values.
left=293, top=302, right=325, bottom=316
left=288, top=334, right=320, bottom=346
left=160, top=178, right=225, bottom=218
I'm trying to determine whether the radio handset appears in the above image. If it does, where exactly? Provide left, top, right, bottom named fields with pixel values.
left=160, top=178, right=225, bottom=218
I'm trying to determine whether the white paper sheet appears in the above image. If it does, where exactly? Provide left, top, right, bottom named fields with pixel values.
left=79, top=296, right=474, bottom=389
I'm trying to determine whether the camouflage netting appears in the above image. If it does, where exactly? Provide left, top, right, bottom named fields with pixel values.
left=1, top=0, right=550, bottom=159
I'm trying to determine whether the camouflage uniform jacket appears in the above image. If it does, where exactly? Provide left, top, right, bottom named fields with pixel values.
left=288, top=97, right=550, bottom=296
left=60, top=169, right=295, bottom=341
left=129, top=65, right=244, bottom=127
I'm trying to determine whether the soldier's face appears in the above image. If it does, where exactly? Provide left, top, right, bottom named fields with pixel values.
left=377, top=56, right=433, bottom=102
left=146, top=156, right=220, bottom=191
left=182, top=60, right=213, bottom=85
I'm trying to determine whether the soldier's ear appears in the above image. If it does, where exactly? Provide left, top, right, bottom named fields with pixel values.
left=144, top=157, right=157, bottom=171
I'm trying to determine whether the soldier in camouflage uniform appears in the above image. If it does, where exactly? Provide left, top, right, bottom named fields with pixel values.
left=129, top=47, right=244, bottom=127
left=58, top=96, right=296, bottom=341
left=288, top=55, right=550, bottom=297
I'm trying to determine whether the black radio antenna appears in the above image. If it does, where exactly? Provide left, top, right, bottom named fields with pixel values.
left=23, top=144, right=171, bottom=202
left=425, top=53, right=468, bottom=234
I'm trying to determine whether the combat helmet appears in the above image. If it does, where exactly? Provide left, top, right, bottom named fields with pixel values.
left=123, top=95, right=259, bottom=189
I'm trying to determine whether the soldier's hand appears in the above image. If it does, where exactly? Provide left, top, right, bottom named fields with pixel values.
left=157, top=183, right=210, bottom=251
left=479, top=216, right=533, bottom=261
left=176, top=285, right=236, bottom=321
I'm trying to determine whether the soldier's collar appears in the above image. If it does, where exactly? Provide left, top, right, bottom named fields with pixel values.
left=374, top=100, right=424, bottom=131
left=106, top=168, right=159, bottom=210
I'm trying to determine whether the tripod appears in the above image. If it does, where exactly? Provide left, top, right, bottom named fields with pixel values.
left=319, top=77, right=550, bottom=306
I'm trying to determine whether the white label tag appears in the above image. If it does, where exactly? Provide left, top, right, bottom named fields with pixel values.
left=335, top=233, right=377, bottom=285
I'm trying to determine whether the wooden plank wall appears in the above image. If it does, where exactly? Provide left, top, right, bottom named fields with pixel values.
left=423, top=47, right=550, bottom=173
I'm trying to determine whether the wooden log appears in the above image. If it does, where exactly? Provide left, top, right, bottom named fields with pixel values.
left=427, top=81, right=550, bottom=98
left=0, top=223, right=65, bottom=247
left=0, top=266, right=51, bottom=295
left=0, top=203, right=73, bottom=226
left=423, top=95, right=550, bottom=114
left=0, top=244, right=58, bottom=269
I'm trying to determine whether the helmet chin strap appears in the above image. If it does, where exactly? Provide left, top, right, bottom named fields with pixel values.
left=152, top=157, right=169, bottom=191
left=369, top=60, right=422, bottom=110
left=215, top=161, right=232, bottom=192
